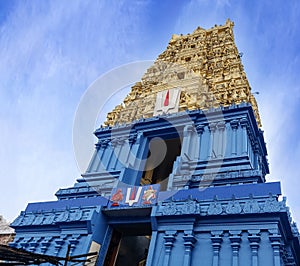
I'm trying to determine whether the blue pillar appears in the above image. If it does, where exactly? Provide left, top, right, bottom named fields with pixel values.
left=230, top=232, right=241, bottom=266
left=181, top=125, right=194, bottom=160
left=230, top=120, right=238, bottom=156
left=240, top=118, right=248, bottom=156
left=269, top=235, right=282, bottom=266
left=183, top=232, right=196, bottom=266
left=196, top=125, right=205, bottom=160
left=211, top=231, right=223, bottom=266
left=163, top=231, right=177, bottom=266
left=208, top=123, right=217, bottom=159
left=248, top=234, right=260, bottom=266
left=146, top=231, right=158, bottom=266
left=217, top=122, right=226, bottom=158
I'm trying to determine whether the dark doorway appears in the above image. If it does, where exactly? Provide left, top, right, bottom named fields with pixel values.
left=115, top=235, right=150, bottom=266
left=104, top=230, right=122, bottom=266
left=141, top=137, right=181, bottom=190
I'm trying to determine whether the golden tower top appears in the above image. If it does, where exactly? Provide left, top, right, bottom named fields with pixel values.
left=104, top=19, right=261, bottom=127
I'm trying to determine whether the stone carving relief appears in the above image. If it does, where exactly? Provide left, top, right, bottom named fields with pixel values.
left=243, top=195, right=260, bottom=214
left=161, top=199, right=200, bottom=216
left=263, top=194, right=283, bottom=212
left=225, top=196, right=242, bottom=214
left=155, top=192, right=294, bottom=236
left=103, top=19, right=261, bottom=128
left=11, top=207, right=97, bottom=227
left=207, top=197, right=223, bottom=215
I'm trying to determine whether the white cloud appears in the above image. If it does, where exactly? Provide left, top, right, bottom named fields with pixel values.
left=0, top=0, right=148, bottom=221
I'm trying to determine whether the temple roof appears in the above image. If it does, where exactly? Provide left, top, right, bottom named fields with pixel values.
left=104, top=19, right=261, bottom=127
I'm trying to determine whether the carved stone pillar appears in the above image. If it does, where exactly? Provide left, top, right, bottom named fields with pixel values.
left=128, top=132, right=137, bottom=147
left=183, top=232, right=196, bottom=266
left=217, top=121, right=226, bottom=158
left=229, top=232, right=241, bottom=266
left=269, top=234, right=282, bottom=266
left=240, top=118, right=248, bottom=155
left=181, top=125, right=195, bottom=160
left=110, top=138, right=121, bottom=170
left=248, top=231, right=260, bottom=266
left=196, top=124, right=205, bottom=160
left=94, top=139, right=109, bottom=170
left=125, top=131, right=142, bottom=165
left=105, top=138, right=118, bottom=169
left=230, top=119, right=238, bottom=156
left=253, top=142, right=259, bottom=170
left=115, top=138, right=126, bottom=169
left=163, top=231, right=177, bottom=266
left=208, top=123, right=217, bottom=159
left=211, top=231, right=223, bottom=266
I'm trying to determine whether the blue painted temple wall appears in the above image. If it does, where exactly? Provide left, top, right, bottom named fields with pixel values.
left=10, top=105, right=300, bottom=265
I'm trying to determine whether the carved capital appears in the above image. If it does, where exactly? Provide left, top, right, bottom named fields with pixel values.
left=183, top=124, right=195, bottom=137
left=208, top=122, right=217, bottom=132
left=98, top=139, right=110, bottom=149
left=164, top=232, right=177, bottom=253
left=211, top=235, right=223, bottom=254
left=269, top=234, right=282, bottom=257
left=110, top=138, right=118, bottom=147
left=248, top=234, right=261, bottom=254
left=230, top=119, right=239, bottom=129
left=229, top=234, right=241, bottom=254
left=128, top=133, right=137, bottom=145
left=183, top=233, right=197, bottom=250
left=240, top=118, right=249, bottom=128
left=217, top=121, right=226, bottom=131
left=196, top=124, right=205, bottom=134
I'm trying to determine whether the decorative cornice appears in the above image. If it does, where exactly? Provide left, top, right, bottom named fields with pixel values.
left=156, top=193, right=289, bottom=218
left=11, top=206, right=100, bottom=227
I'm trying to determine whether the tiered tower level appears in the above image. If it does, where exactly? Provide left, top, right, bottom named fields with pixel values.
left=11, top=20, right=300, bottom=266
left=105, top=19, right=261, bottom=127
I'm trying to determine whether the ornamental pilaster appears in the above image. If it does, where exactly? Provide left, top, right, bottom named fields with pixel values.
left=216, top=121, right=226, bottom=158
left=196, top=124, right=205, bottom=160
left=183, top=232, right=196, bottom=266
left=211, top=231, right=223, bottom=266
left=229, top=231, right=241, bottom=266
left=208, top=123, right=217, bottom=159
left=240, top=118, right=249, bottom=155
left=248, top=230, right=260, bottom=266
left=163, top=231, right=177, bottom=266
left=181, top=124, right=195, bottom=159
left=230, top=119, right=239, bottom=155
left=269, top=234, right=282, bottom=266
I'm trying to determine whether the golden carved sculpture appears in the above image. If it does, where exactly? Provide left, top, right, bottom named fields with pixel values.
left=104, top=19, right=262, bottom=127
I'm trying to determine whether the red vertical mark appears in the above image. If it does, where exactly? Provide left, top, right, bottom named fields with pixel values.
left=130, top=187, right=136, bottom=200
left=164, top=90, right=170, bottom=106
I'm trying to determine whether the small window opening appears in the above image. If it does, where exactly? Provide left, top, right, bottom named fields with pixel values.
left=140, top=137, right=181, bottom=190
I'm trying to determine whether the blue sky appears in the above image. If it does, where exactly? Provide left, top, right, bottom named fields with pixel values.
left=0, top=0, right=300, bottom=225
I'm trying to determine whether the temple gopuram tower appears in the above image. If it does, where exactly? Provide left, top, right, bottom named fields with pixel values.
left=11, top=19, right=300, bottom=265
